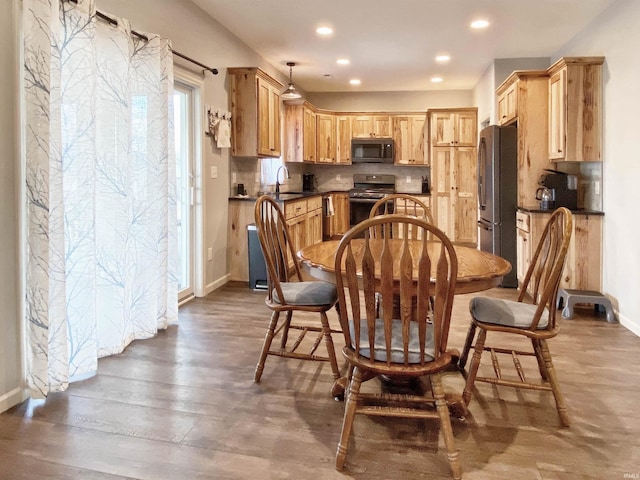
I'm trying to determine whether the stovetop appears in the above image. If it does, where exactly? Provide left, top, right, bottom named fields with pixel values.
left=350, top=173, right=396, bottom=199
left=349, top=188, right=395, bottom=199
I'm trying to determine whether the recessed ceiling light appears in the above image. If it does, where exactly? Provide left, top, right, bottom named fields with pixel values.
left=316, top=26, right=333, bottom=36
left=435, top=55, right=451, bottom=63
left=336, top=58, right=350, bottom=65
left=470, top=19, right=490, bottom=29
left=350, top=79, right=361, bottom=85
left=431, top=76, right=443, bottom=83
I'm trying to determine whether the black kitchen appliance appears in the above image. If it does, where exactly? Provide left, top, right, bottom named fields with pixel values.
left=349, top=174, right=396, bottom=229
left=477, top=125, right=518, bottom=288
left=351, top=138, right=394, bottom=163
left=421, top=175, right=430, bottom=194
left=538, top=169, right=578, bottom=210
left=535, top=186, right=555, bottom=210
left=302, top=173, right=316, bottom=192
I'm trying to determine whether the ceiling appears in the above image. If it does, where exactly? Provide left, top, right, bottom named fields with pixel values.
left=192, top=0, right=617, bottom=93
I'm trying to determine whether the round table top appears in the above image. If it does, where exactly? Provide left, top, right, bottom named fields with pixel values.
left=298, top=239, right=512, bottom=295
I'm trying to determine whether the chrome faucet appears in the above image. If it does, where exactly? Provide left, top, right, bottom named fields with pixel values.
left=275, top=165, right=290, bottom=194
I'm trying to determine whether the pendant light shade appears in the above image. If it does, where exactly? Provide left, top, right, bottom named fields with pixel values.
left=281, top=62, right=302, bottom=100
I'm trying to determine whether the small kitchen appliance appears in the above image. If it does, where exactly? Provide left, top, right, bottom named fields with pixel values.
left=538, top=169, right=578, bottom=210
left=302, top=173, right=316, bottom=192
left=236, top=183, right=247, bottom=196
left=535, top=187, right=555, bottom=210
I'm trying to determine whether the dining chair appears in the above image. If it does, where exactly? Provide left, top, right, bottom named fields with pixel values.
left=458, top=207, right=573, bottom=426
left=333, top=214, right=462, bottom=479
left=369, top=193, right=434, bottom=240
left=253, top=195, right=341, bottom=383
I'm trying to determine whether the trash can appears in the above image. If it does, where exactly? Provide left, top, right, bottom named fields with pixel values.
left=247, top=224, right=268, bottom=290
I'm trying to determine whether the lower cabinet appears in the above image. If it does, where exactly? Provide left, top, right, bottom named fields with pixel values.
left=323, top=192, right=350, bottom=239
left=285, top=196, right=323, bottom=267
left=516, top=210, right=603, bottom=293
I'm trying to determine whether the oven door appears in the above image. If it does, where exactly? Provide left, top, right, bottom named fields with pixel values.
left=349, top=198, right=394, bottom=228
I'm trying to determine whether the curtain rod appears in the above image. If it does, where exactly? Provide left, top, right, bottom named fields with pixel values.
left=69, top=1, right=218, bottom=75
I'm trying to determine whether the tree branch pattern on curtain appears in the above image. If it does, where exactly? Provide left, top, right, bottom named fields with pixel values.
left=23, top=0, right=178, bottom=398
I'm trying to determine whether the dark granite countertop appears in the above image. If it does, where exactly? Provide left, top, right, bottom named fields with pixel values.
left=517, top=206, right=604, bottom=216
left=229, top=190, right=347, bottom=202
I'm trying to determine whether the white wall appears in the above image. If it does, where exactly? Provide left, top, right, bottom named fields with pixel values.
left=0, top=0, right=22, bottom=412
left=553, top=0, right=640, bottom=334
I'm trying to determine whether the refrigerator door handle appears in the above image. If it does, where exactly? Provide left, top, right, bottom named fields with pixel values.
left=478, top=137, right=486, bottom=210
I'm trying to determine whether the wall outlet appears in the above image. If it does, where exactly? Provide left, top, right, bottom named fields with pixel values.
left=211, top=166, right=218, bottom=179
left=336, top=174, right=341, bottom=181
left=406, top=175, right=411, bottom=184
left=207, top=247, right=213, bottom=261
left=231, top=172, right=236, bottom=184
left=594, top=180, right=600, bottom=195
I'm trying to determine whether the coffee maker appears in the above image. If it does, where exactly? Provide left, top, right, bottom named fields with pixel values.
left=538, top=169, right=578, bottom=210
left=302, top=173, right=316, bottom=192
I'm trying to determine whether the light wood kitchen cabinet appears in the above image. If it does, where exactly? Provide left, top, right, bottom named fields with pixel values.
left=431, top=146, right=477, bottom=246
left=323, top=192, right=350, bottom=240
left=283, top=101, right=316, bottom=163
left=547, top=57, right=604, bottom=162
left=305, top=196, right=323, bottom=246
left=496, top=79, right=517, bottom=126
left=316, top=113, right=336, bottom=163
left=516, top=209, right=603, bottom=292
left=351, top=115, right=392, bottom=138
left=393, top=115, right=427, bottom=165
left=228, top=68, right=283, bottom=157
left=429, top=108, right=477, bottom=246
left=429, top=109, right=477, bottom=147
left=495, top=70, right=550, bottom=207
left=335, top=115, right=352, bottom=164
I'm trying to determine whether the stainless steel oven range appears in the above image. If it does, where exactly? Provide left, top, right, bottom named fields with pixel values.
left=349, top=174, right=396, bottom=228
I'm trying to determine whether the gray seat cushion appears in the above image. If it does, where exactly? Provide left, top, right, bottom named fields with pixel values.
left=470, top=297, right=549, bottom=329
left=349, top=318, right=434, bottom=364
left=273, top=281, right=337, bottom=306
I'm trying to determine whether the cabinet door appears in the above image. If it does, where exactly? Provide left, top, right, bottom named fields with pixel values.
left=453, top=147, right=478, bottom=245
left=548, top=69, right=566, bottom=161
left=393, top=116, right=412, bottom=165
left=456, top=111, right=477, bottom=146
left=430, top=112, right=455, bottom=146
left=316, top=113, right=336, bottom=163
left=335, top=115, right=352, bottom=164
left=351, top=116, right=373, bottom=138
left=372, top=115, right=392, bottom=137
left=516, top=226, right=531, bottom=286
left=305, top=209, right=323, bottom=247
left=410, top=116, right=427, bottom=164
left=497, top=82, right=517, bottom=126
left=303, top=107, right=316, bottom=162
left=431, top=147, right=455, bottom=238
left=286, top=215, right=306, bottom=258
left=257, top=78, right=281, bottom=157
left=333, top=193, right=350, bottom=235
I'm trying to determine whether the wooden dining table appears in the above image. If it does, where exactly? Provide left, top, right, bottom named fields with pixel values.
left=297, top=238, right=512, bottom=404
left=298, top=239, right=512, bottom=294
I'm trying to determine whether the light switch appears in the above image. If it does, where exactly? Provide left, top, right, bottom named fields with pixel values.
left=336, top=174, right=341, bottom=181
left=594, top=180, right=600, bottom=195
left=406, top=175, right=411, bottom=184
left=207, top=247, right=213, bottom=261
left=232, top=172, right=237, bottom=184
left=211, top=166, right=218, bottom=179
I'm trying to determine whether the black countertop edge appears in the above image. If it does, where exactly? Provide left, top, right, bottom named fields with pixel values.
left=517, top=206, right=604, bottom=216
left=230, top=190, right=431, bottom=202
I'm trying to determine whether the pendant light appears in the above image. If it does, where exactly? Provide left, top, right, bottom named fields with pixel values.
left=281, top=62, right=302, bottom=100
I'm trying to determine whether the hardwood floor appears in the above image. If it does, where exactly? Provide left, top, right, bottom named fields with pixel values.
left=1, top=282, right=639, bottom=479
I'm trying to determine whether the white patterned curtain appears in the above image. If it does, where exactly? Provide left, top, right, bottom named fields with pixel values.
left=23, top=0, right=178, bottom=397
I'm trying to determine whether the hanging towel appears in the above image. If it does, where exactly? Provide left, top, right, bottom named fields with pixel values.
left=326, top=196, right=335, bottom=216
left=216, top=118, right=231, bottom=148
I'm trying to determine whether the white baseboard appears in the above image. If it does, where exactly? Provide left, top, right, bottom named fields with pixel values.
left=0, top=386, right=26, bottom=414
left=204, top=274, right=231, bottom=295
left=618, top=311, right=640, bottom=337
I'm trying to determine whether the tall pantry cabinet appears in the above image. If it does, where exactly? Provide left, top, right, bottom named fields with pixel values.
left=428, top=108, right=478, bottom=246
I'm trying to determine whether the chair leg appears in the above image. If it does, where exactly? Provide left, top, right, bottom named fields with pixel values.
left=254, top=310, right=280, bottom=383
left=280, top=311, right=293, bottom=349
left=462, top=328, right=487, bottom=406
left=320, top=311, right=341, bottom=380
left=539, top=339, right=570, bottom=427
left=432, top=373, right=462, bottom=480
left=336, top=366, right=362, bottom=471
left=458, top=322, right=477, bottom=370
left=532, top=339, right=549, bottom=381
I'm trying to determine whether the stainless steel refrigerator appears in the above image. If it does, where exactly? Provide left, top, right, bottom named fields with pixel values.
left=477, top=125, right=518, bottom=288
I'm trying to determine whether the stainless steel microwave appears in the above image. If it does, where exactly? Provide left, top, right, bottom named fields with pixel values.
left=351, top=138, right=394, bottom=163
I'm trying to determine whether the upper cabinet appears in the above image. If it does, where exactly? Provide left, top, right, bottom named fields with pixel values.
left=283, top=101, right=316, bottom=163
left=429, top=109, right=477, bottom=147
left=496, top=81, right=517, bottom=125
left=393, top=115, right=427, bottom=165
left=335, top=115, right=352, bottom=165
left=316, top=113, right=336, bottom=164
left=228, top=68, right=284, bottom=158
left=351, top=115, right=392, bottom=138
left=547, top=57, right=604, bottom=162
